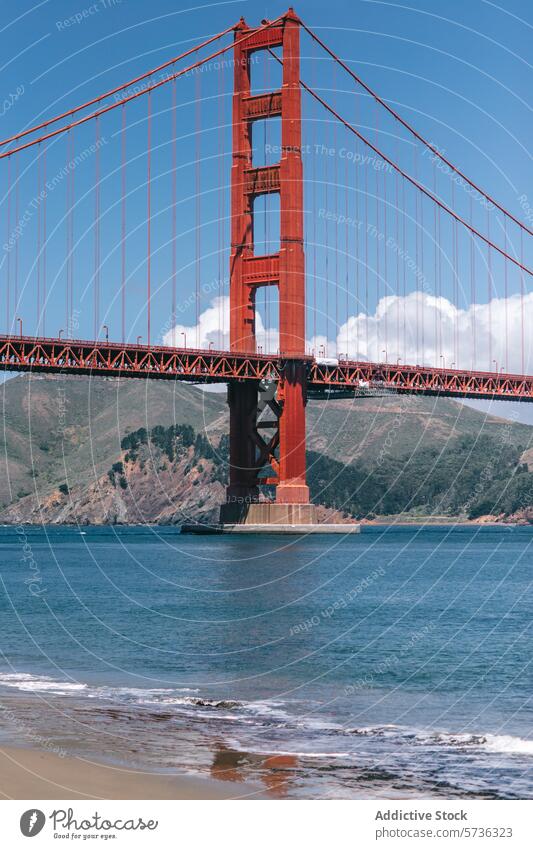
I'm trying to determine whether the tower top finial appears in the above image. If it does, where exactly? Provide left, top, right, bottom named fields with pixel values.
left=285, top=7, right=301, bottom=23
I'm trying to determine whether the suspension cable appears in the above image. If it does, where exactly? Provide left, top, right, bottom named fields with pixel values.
left=301, top=21, right=533, bottom=237
left=0, top=24, right=237, bottom=150
left=274, top=53, right=533, bottom=277
left=0, top=16, right=287, bottom=160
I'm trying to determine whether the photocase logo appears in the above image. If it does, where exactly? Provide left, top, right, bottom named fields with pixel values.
left=20, top=809, right=46, bottom=837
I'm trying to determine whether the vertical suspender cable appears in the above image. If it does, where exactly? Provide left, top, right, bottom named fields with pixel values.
left=433, top=156, right=438, bottom=367
left=312, top=85, right=317, bottom=345
left=325, top=119, right=329, bottom=353
left=354, top=92, right=360, bottom=358
left=14, top=157, right=19, bottom=315
left=375, top=107, right=380, bottom=358
left=333, top=63, right=338, bottom=354
left=66, top=133, right=70, bottom=328
left=42, top=145, right=47, bottom=335
left=344, top=137, right=348, bottom=353
left=520, top=229, right=525, bottom=373
left=172, top=78, right=177, bottom=347
left=451, top=178, right=457, bottom=365
left=413, top=147, right=418, bottom=361
left=504, top=215, right=508, bottom=371
left=487, top=209, right=492, bottom=369
left=354, top=104, right=360, bottom=358
left=70, top=129, right=75, bottom=331
left=66, top=130, right=73, bottom=331
left=396, top=141, right=400, bottom=364
left=37, top=146, right=41, bottom=331
left=454, top=219, right=459, bottom=365
left=419, top=187, right=424, bottom=364
left=6, top=156, right=11, bottom=332
left=121, top=104, right=127, bottom=343
left=383, top=156, right=388, bottom=360
left=94, top=117, right=101, bottom=339
left=469, top=195, right=476, bottom=369
left=364, top=152, right=369, bottom=357
left=217, top=64, right=223, bottom=349
left=147, top=90, right=152, bottom=346
left=402, top=176, right=406, bottom=361
left=312, top=40, right=318, bottom=347
left=437, top=205, right=441, bottom=360
left=221, top=62, right=226, bottom=348
left=195, top=68, right=201, bottom=347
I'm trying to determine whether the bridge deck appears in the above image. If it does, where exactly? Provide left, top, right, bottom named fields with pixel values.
left=1, top=335, right=532, bottom=402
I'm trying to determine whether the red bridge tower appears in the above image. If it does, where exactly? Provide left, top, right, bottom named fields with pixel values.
left=220, top=9, right=316, bottom=525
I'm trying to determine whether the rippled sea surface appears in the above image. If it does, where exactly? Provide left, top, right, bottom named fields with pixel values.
left=0, top=524, right=531, bottom=798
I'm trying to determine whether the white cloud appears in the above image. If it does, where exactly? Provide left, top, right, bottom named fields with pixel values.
left=162, top=295, right=280, bottom=354
left=163, top=295, right=229, bottom=350
left=335, top=291, right=533, bottom=373
left=163, top=291, right=533, bottom=374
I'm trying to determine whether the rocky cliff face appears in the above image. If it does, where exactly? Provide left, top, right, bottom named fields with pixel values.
left=4, top=449, right=218, bottom=527
left=3, top=424, right=356, bottom=526
left=2, top=427, right=226, bottom=526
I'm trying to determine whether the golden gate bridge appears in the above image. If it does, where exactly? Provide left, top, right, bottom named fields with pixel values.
left=1, top=8, right=531, bottom=527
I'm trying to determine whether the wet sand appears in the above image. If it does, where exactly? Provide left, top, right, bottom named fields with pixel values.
left=0, top=746, right=264, bottom=800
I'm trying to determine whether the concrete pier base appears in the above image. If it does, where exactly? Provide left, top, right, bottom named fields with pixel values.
left=181, top=502, right=360, bottom=535
left=219, top=501, right=318, bottom=526
left=181, top=522, right=361, bottom=535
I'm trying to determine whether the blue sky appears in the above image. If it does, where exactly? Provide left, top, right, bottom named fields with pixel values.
left=4, top=0, right=530, bottom=211
left=1, top=0, right=532, bottom=420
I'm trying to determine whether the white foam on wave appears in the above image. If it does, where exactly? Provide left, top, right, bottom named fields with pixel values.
left=344, top=724, right=533, bottom=757
left=0, top=673, right=202, bottom=702
left=3, top=672, right=530, bottom=761
left=260, top=750, right=351, bottom=759
left=223, top=742, right=352, bottom=759
left=158, top=696, right=243, bottom=709
left=0, top=672, right=87, bottom=694
left=98, top=687, right=200, bottom=703
left=344, top=724, right=402, bottom=738
left=242, top=700, right=291, bottom=721
left=292, top=715, right=340, bottom=733
left=0, top=673, right=278, bottom=719
left=421, top=730, right=533, bottom=756
left=0, top=672, right=296, bottom=726
left=483, top=734, right=533, bottom=756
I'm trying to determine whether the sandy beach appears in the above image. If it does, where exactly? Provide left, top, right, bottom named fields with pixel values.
left=0, top=746, right=264, bottom=800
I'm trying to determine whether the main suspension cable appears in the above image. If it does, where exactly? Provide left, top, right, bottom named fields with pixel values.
left=291, top=61, right=532, bottom=276
left=301, top=21, right=533, bottom=237
left=0, top=15, right=287, bottom=160
left=0, top=23, right=237, bottom=150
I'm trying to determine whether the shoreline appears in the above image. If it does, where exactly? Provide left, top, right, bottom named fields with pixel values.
left=361, top=518, right=526, bottom=526
left=0, top=518, right=530, bottom=528
left=0, top=745, right=264, bottom=800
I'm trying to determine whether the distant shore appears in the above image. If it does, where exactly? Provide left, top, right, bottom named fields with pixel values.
left=361, top=516, right=526, bottom=526
left=0, top=745, right=263, bottom=800
left=0, top=515, right=529, bottom=528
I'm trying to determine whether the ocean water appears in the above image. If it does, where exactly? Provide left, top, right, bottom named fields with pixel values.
left=0, top=524, right=531, bottom=799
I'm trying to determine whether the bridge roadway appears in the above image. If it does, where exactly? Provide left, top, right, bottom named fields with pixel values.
left=1, top=334, right=532, bottom=402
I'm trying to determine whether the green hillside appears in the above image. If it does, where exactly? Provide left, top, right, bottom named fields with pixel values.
left=0, top=373, right=532, bottom=522
left=306, top=393, right=530, bottom=464
left=0, top=374, right=226, bottom=509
